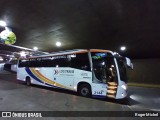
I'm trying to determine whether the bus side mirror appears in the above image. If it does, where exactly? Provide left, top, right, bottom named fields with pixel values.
left=125, top=57, right=133, bottom=70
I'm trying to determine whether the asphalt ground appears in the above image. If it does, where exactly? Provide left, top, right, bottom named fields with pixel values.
left=0, top=70, right=159, bottom=120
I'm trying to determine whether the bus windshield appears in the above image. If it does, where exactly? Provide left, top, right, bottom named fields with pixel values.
left=91, top=52, right=118, bottom=84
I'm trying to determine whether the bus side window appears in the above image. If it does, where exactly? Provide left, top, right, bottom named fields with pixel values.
left=69, top=53, right=90, bottom=71
left=18, top=60, right=29, bottom=67
left=52, top=56, right=69, bottom=67
left=28, top=58, right=42, bottom=67
left=41, top=59, right=52, bottom=67
left=41, top=56, right=68, bottom=67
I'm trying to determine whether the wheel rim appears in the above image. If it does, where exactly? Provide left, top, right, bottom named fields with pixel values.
left=81, top=87, right=89, bottom=96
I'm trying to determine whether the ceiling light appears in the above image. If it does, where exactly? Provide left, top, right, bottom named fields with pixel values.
left=33, top=46, right=38, bottom=51
left=0, top=57, right=3, bottom=61
left=0, top=20, right=7, bottom=27
left=56, top=41, right=61, bottom=47
left=120, top=46, right=126, bottom=51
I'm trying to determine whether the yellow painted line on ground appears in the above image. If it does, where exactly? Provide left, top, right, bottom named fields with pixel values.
left=128, top=83, right=160, bottom=88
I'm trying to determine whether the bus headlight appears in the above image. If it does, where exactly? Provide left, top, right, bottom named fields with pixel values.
left=121, top=85, right=127, bottom=90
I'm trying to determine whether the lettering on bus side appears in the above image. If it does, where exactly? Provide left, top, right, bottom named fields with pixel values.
left=54, top=69, right=74, bottom=75
left=81, top=73, right=88, bottom=76
left=60, top=70, right=74, bottom=73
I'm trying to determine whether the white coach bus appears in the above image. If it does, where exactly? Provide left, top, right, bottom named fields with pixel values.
left=17, top=49, right=133, bottom=99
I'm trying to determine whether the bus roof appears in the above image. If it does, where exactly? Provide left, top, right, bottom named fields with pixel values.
left=19, top=49, right=113, bottom=59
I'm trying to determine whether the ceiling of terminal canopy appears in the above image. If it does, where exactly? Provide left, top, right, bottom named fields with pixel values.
left=0, top=0, right=160, bottom=59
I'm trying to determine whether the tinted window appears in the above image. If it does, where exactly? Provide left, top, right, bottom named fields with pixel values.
left=18, top=60, right=29, bottom=67
left=68, top=53, right=90, bottom=71
left=41, top=57, right=53, bottom=67
left=18, top=53, right=90, bottom=70
left=117, top=58, right=127, bottom=82
left=29, top=58, right=42, bottom=67
left=41, top=56, right=68, bottom=67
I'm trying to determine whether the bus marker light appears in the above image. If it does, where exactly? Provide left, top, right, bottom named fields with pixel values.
left=121, top=93, right=124, bottom=96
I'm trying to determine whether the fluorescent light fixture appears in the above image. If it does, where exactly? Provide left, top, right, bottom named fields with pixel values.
left=120, top=46, right=126, bottom=51
left=0, top=20, right=6, bottom=27
left=56, top=41, right=61, bottom=47
left=70, top=54, right=76, bottom=58
left=20, top=51, right=26, bottom=57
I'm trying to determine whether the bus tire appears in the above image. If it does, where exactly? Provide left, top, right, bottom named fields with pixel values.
left=26, top=77, right=31, bottom=86
left=78, top=84, right=91, bottom=97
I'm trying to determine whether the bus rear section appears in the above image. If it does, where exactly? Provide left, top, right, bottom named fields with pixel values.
left=17, top=50, right=93, bottom=93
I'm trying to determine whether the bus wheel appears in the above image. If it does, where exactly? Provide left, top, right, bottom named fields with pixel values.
left=26, top=77, right=31, bottom=86
left=78, top=84, right=91, bottom=97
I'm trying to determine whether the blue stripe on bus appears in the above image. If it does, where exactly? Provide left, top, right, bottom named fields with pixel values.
left=25, top=67, right=66, bottom=90
left=45, top=83, right=68, bottom=90
left=44, top=83, right=53, bottom=87
left=25, top=67, right=43, bottom=84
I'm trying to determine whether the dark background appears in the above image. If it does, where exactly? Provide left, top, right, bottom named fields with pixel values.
left=0, top=0, right=160, bottom=59
left=127, top=59, right=160, bottom=84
